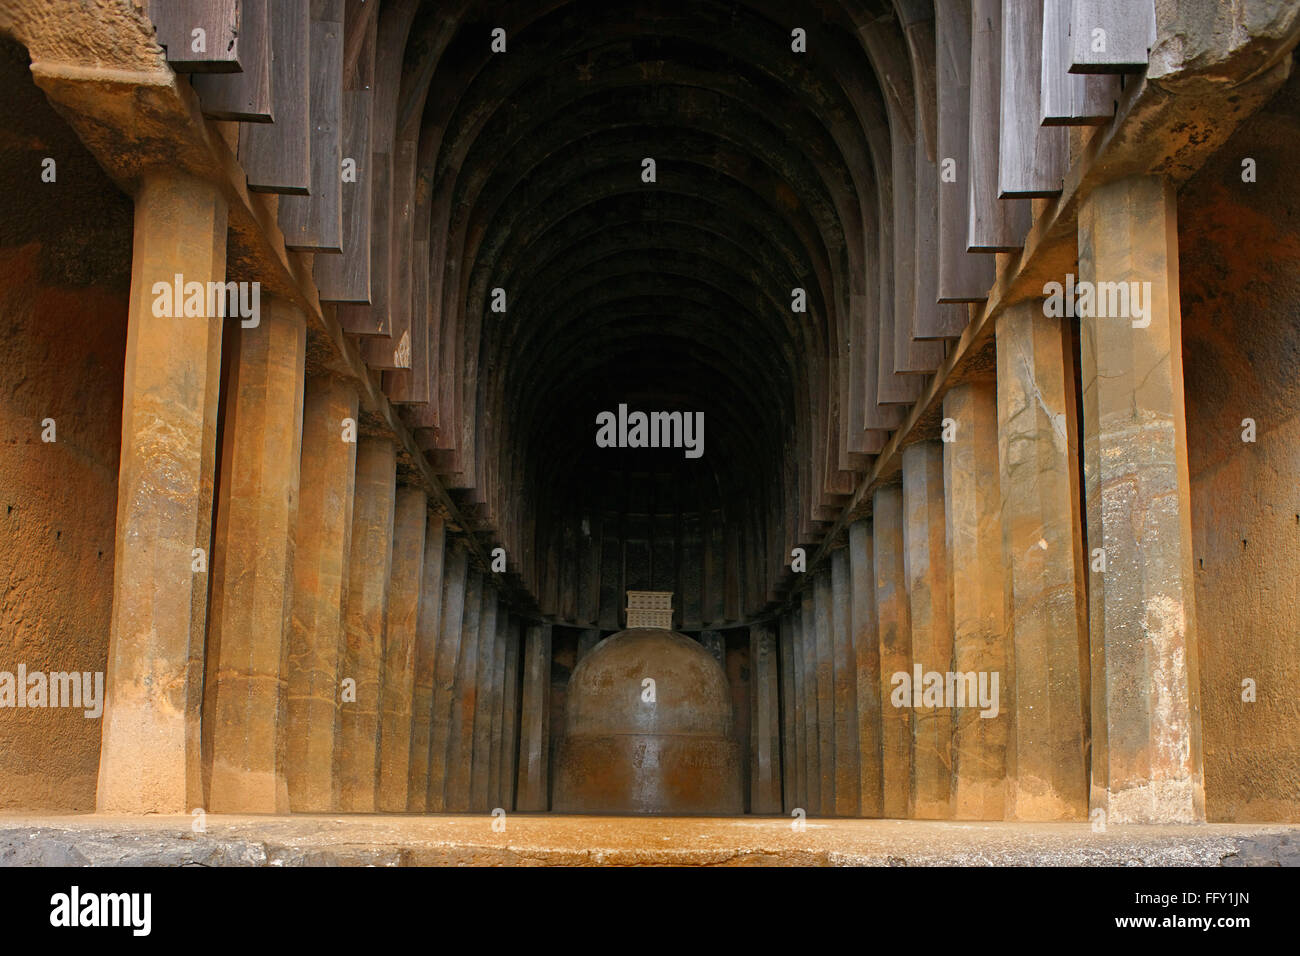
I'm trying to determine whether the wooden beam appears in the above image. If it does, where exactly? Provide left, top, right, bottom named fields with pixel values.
left=968, top=0, right=1033, bottom=250
left=337, top=150, right=390, bottom=332
left=317, top=0, right=377, bottom=301
left=238, top=0, right=310, bottom=194
left=724, top=521, right=741, bottom=622
left=894, top=132, right=946, bottom=370
left=315, top=90, right=372, bottom=302
left=579, top=512, right=601, bottom=626
left=365, top=136, right=417, bottom=366
left=999, top=0, right=1069, bottom=197
left=192, top=0, right=270, bottom=121
left=1042, top=0, right=1120, bottom=125
left=879, top=137, right=926, bottom=403
left=937, top=0, right=995, bottom=302
left=1069, top=0, right=1155, bottom=74
left=914, top=127, right=969, bottom=336
left=343, top=0, right=380, bottom=86
left=862, top=266, right=909, bottom=427
left=349, top=2, right=413, bottom=354
left=561, top=522, right=579, bottom=623
left=909, top=8, right=970, bottom=335
left=278, top=0, right=344, bottom=251
left=384, top=237, right=432, bottom=403
left=148, top=0, right=241, bottom=73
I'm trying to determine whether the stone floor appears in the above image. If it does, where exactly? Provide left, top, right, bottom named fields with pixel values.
left=1, top=814, right=1297, bottom=866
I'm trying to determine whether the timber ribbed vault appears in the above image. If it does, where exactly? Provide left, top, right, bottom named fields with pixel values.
left=337, top=0, right=966, bottom=627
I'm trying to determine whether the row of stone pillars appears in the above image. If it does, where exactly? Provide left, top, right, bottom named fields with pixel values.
left=92, top=164, right=1198, bottom=820
left=94, top=169, right=558, bottom=815
left=776, top=174, right=1204, bottom=824
left=92, top=155, right=778, bottom=814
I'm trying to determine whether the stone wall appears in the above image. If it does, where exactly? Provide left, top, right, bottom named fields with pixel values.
left=1179, top=63, right=1300, bottom=823
left=0, top=36, right=130, bottom=810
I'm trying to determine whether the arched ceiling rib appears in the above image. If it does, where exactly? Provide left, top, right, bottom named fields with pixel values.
left=366, top=0, right=936, bottom=622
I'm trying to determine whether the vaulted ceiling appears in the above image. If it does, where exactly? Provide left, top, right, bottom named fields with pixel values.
left=338, top=0, right=967, bottom=624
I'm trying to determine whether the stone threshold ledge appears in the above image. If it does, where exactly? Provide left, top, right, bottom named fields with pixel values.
left=1, top=815, right=1296, bottom=867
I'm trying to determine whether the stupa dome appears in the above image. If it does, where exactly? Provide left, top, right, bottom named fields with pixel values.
left=553, top=628, right=743, bottom=814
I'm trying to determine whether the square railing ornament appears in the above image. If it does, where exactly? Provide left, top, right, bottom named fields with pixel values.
left=625, top=590, right=673, bottom=628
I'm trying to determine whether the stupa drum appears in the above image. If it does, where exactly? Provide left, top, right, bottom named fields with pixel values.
left=553, top=628, right=743, bottom=814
